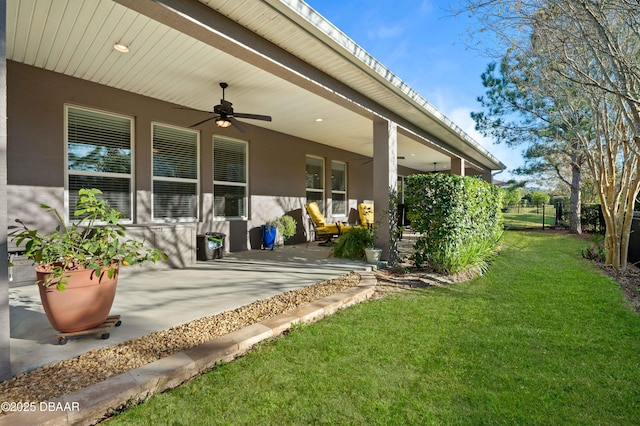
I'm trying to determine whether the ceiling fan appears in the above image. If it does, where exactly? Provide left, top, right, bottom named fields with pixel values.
left=189, top=82, right=272, bottom=133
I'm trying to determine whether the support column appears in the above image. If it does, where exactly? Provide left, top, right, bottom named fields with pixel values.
left=451, top=157, right=465, bottom=176
left=0, top=0, right=10, bottom=381
left=373, top=115, right=397, bottom=262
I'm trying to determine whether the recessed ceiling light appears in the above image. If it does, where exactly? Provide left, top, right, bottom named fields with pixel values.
left=113, top=42, right=130, bottom=53
left=315, top=118, right=324, bottom=122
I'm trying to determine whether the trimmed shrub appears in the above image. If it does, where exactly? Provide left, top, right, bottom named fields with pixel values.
left=405, top=174, right=504, bottom=275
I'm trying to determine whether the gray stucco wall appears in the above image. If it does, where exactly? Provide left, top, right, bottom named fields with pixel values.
left=0, top=0, right=10, bottom=380
left=8, top=62, right=420, bottom=266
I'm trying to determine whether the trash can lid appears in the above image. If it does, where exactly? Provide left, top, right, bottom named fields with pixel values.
left=205, top=232, right=226, bottom=238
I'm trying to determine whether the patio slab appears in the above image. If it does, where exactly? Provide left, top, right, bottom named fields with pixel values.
left=8, top=244, right=369, bottom=375
left=1, top=259, right=377, bottom=426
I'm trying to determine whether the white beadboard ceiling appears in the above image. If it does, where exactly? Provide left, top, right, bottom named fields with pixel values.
left=7, top=0, right=504, bottom=173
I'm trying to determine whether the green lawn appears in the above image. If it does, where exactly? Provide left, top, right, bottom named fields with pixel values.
left=503, top=205, right=557, bottom=229
left=110, top=232, right=640, bottom=425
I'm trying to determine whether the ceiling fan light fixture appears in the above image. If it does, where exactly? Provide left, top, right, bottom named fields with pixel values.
left=215, top=118, right=232, bottom=128
left=113, top=42, right=130, bottom=53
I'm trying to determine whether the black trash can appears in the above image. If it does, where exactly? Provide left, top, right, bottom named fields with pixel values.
left=196, top=232, right=226, bottom=260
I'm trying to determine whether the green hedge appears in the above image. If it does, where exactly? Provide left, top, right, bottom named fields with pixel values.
left=405, top=174, right=504, bottom=274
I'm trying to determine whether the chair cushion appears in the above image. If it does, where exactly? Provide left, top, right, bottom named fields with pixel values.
left=316, top=223, right=340, bottom=236
left=306, top=202, right=327, bottom=226
left=358, top=203, right=374, bottom=227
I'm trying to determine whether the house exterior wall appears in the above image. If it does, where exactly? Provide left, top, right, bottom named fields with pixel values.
left=7, top=61, right=418, bottom=270
left=0, top=0, right=10, bottom=381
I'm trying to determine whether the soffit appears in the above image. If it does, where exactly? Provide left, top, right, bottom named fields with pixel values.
left=6, top=0, right=492, bottom=172
left=201, top=0, right=505, bottom=171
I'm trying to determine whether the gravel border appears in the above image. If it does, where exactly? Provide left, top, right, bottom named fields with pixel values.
left=0, top=272, right=361, bottom=410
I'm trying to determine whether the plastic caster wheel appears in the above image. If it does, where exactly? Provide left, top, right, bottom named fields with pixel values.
left=101, top=333, right=110, bottom=340
left=115, top=320, right=122, bottom=327
left=58, top=338, right=67, bottom=345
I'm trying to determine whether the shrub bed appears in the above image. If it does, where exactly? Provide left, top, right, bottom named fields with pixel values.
left=405, top=174, right=504, bottom=274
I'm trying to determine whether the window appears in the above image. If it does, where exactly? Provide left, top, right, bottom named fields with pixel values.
left=152, top=124, right=199, bottom=221
left=331, top=161, right=347, bottom=216
left=213, top=136, right=247, bottom=218
left=66, top=106, right=133, bottom=221
left=397, top=176, right=405, bottom=203
left=306, top=156, right=325, bottom=212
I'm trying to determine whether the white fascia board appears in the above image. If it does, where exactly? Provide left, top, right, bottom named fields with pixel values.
left=270, top=0, right=506, bottom=170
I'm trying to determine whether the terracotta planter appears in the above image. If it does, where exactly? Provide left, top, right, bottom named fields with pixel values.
left=36, top=264, right=119, bottom=333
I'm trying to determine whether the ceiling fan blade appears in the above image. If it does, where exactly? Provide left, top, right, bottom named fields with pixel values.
left=229, top=116, right=248, bottom=133
left=233, top=112, right=272, bottom=122
left=190, top=116, right=216, bottom=127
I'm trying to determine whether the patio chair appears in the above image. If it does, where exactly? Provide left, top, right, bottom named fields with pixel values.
left=305, top=201, right=348, bottom=245
left=358, top=203, right=374, bottom=228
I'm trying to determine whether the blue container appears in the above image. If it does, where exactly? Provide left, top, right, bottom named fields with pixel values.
left=261, top=225, right=277, bottom=250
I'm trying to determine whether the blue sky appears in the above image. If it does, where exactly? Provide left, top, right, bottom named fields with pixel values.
left=304, top=0, right=520, bottom=180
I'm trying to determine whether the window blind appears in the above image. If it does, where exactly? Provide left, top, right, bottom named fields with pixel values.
left=213, top=136, right=247, bottom=217
left=306, top=156, right=324, bottom=213
left=331, top=161, right=347, bottom=216
left=153, top=125, right=198, bottom=179
left=67, top=107, right=131, bottom=173
left=66, top=106, right=133, bottom=220
left=152, top=124, right=198, bottom=220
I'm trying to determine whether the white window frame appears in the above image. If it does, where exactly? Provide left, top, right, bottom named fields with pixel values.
left=213, top=135, right=248, bottom=220
left=306, top=155, right=325, bottom=212
left=331, top=160, right=347, bottom=217
left=397, top=175, right=406, bottom=203
left=151, top=122, right=200, bottom=222
left=64, top=104, right=134, bottom=224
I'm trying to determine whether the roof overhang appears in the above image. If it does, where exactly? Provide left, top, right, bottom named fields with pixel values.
left=7, top=0, right=505, bottom=173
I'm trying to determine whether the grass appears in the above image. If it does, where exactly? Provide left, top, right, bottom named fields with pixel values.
left=503, top=205, right=557, bottom=229
left=110, top=231, right=640, bottom=425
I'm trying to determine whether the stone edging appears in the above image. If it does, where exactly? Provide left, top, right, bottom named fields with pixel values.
left=1, top=271, right=377, bottom=426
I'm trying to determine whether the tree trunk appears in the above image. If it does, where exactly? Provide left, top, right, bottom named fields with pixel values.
left=569, top=160, right=582, bottom=234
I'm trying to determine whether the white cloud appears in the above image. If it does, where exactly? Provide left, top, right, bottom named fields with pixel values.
left=367, top=24, right=404, bottom=39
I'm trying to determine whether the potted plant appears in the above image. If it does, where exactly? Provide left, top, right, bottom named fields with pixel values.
left=278, top=214, right=298, bottom=244
left=330, top=226, right=377, bottom=262
left=261, top=219, right=279, bottom=250
left=261, top=215, right=298, bottom=249
left=364, top=245, right=382, bottom=264
left=11, top=188, right=166, bottom=333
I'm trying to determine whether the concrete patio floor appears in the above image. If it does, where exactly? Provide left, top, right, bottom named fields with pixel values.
left=8, top=243, right=369, bottom=376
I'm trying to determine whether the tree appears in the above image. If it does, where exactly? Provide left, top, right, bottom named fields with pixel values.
left=504, top=186, right=523, bottom=206
left=530, top=190, right=550, bottom=205
left=459, top=0, right=640, bottom=269
left=472, top=57, right=585, bottom=233
left=530, top=1, right=640, bottom=269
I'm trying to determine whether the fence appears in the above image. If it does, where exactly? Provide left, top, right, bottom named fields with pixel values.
left=503, top=202, right=557, bottom=230
left=503, top=202, right=606, bottom=232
